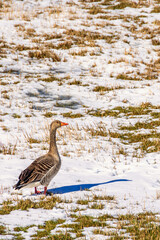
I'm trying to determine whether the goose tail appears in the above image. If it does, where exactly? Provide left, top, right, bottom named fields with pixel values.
left=13, top=180, right=24, bottom=190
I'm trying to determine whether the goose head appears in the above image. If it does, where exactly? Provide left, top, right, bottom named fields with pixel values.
left=50, top=120, right=68, bottom=132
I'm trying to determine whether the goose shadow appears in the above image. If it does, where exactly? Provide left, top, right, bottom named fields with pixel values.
left=48, top=179, right=132, bottom=194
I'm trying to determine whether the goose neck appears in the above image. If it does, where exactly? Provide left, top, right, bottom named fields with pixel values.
left=49, top=129, right=58, bottom=154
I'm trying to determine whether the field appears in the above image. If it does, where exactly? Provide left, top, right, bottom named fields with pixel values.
left=0, top=0, right=160, bottom=239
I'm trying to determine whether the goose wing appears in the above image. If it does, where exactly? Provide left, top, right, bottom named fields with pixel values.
left=15, top=153, right=55, bottom=189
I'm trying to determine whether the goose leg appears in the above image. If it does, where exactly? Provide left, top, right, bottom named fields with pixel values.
left=35, top=187, right=41, bottom=194
left=44, top=186, right=47, bottom=195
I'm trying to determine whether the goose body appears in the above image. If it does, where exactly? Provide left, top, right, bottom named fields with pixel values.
left=13, top=120, right=68, bottom=194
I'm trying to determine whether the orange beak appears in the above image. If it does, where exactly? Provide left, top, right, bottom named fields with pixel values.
left=61, top=121, right=68, bottom=126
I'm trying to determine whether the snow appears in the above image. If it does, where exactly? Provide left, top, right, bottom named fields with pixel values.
left=0, top=0, right=160, bottom=238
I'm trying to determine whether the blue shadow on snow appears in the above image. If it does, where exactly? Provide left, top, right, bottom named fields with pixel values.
left=48, top=179, right=132, bottom=194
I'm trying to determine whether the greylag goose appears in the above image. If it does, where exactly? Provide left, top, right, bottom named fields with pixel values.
left=13, top=120, right=68, bottom=195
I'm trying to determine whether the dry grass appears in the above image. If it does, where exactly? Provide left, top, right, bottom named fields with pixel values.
left=28, top=50, right=61, bottom=61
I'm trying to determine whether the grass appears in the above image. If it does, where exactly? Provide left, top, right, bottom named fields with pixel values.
left=120, top=119, right=160, bottom=131
left=39, top=76, right=62, bottom=82
left=1, top=0, right=160, bottom=239
left=65, top=29, right=118, bottom=46
left=108, top=0, right=138, bottom=10
left=88, top=103, right=155, bottom=118
left=0, top=196, right=62, bottom=215
left=151, top=6, right=160, bottom=13
left=93, top=194, right=115, bottom=201
left=89, top=202, right=105, bottom=209
left=32, top=219, right=66, bottom=239
left=0, top=194, right=159, bottom=239
left=0, top=144, right=17, bottom=155
left=12, top=113, right=21, bottom=118
left=0, top=225, right=6, bottom=235
left=88, top=6, right=105, bottom=14
left=116, top=73, right=142, bottom=81
left=93, top=85, right=124, bottom=92
left=152, top=39, right=160, bottom=46
left=28, top=50, right=61, bottom=61
left=14, top=225, right=35, bottom=232
left=85, top=124, right=108, bottom=137
left=62, top=112, right=83, bottom=118
left=76, top=199, right=90, bottom=205
left=109, top=131, right=160, bottom=153
left=44, top=112, right=56, bottom=118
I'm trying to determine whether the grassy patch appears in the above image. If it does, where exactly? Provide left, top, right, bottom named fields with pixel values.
left=0, top=225, right=6, bottom=235
left=28, top=50, right=61, bottom=61
left=88, top=109, right=119, bottom=117
left=108, top=0, right=138, bottom=10
left=14, top=225, right=35, bottom=232
left=61, top=215, right=107, bottom=237
left=85, top=124, right=108, bottom=137
left=151, top=6, right=160, bottom=13
left=93, top=194, right=115, bottom=201
left=68, top=80, right=82, bottom=85
left=109, top=130, right=160, bottom=153
left=116, top=73, right=141, bottom=81
left=32, top=219, right=65, bottom=238
left=151, top=112, right=160, bottom=118
left=70, top=49, right=88, bottom=56
left=152, top=39, right=160, bottom=46
left=62, top=112, right=83, bottom=118
left=118, top=212, right=160, bottom=239
left=120, top=119, right=160, bottom=131
left=88, top=103, right=155, bottom=118
left=93, top=85, right=124, bottom=92
left=89, top=202, right=105, bottom=209
left=65, top=29, right=118, bottom=46
left=44, top=112, right=56, bottom=118
left=12, top=113, right=21, bottom=118
left=0, top=144, right=17, bottom=155
left=88, top=6, right=105, bottom=14
left=12, top=233, right=24, bottom=240
left=0, top=196, right=62, bottom=215
left=76, top=199, right=90, bottom=205
left=39, top=76, right=62, bottom=82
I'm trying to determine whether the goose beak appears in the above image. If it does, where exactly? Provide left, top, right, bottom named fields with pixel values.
left=61, top=122, right=68, bottom=126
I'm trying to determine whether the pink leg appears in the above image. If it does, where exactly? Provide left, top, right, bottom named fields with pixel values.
left=35, top=187, right=41, bottom=194
left=44, top=186, right=47, bottom=195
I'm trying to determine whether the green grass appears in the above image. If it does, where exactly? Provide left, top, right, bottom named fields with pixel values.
left=109, top=131, right=160, bottom=153
left=93, top=85, right=124, bottom=92
left=44, top=112, right=56, bottom=118
left=0, top=225, right=6, bottom=235
left=120, top=119, right=160, bottom=131
left=62, top=112, right=83, bottom=118
left=88, top=103, right=159, bottom=118
left=151, top=112, right=160, bottom=118
left=32, top=219, right=65, bottom=239
left=89, top=202, right=105, bottom=209
left=14, top=225, right=35, bottom=232
left=85, top=124, right=108, bottom=137
left=1, top=195, right=159, bottom=240
left=93, top=194, right=115, bottom=201
left=46, top=233, right=73, bottom=240
left=12, top=113, right=21, bottom=118
left=0, top=196, right=62, bottom=215
left=76, top=199, right=90, bottom=205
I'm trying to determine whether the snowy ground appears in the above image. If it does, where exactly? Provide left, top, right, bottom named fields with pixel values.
left=0, top=0, right=160, bottom=239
